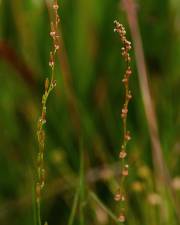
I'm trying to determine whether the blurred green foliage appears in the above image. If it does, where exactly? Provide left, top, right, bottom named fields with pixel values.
left=0, top=0, right=180, bottom=225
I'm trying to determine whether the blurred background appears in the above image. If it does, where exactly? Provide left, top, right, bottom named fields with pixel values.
left=0, top=0, right=180, bottom=225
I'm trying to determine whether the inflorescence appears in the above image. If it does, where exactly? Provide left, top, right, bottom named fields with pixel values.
left=36, top=0, right=60, bottom=222
left=114, top=20, right=133, bottom=223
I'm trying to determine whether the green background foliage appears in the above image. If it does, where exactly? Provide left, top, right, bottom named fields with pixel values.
left=0, top=0, right=179, bottom=225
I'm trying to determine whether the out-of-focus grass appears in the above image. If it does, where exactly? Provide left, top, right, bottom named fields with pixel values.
left=0, top=0, right=180, bottom=225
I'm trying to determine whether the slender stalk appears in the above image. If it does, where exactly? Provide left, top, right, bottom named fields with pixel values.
left=67, top=188, right=80, bottom=225
left=35, top=1, right=60, bottom=225
left=79, top=140, right=85, bottom=225
left=114, top=21, right=133, bottom=222
left=122, top=0, right=180, bottom=222
left=37, top=200, right=42, bottom=225
left=89, top=191, right=119, bottom=223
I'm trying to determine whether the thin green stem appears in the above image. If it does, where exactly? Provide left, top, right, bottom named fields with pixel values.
left=32, top=183, right=37, bottom=225
left=67, top=188, right=80, bottom=225
left=79, top=140, right=85, bottom=225
left=37, top=200, right=42, bottom=225
left=89, top=191, right=120, bottom=223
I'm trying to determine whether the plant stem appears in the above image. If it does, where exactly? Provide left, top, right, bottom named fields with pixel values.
left=67, top=188, right=80, bottom=225
left=79, top=140, right=85, bottom=225
left=37, top=200, right=42, bottom=225
left=89, top=191, right=120, bottom=223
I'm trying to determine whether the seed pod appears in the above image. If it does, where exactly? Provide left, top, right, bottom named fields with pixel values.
left=119, top=151, right=127, bottom=159
left=118, top=212, right=126, bottom=222
left=53, top=3, right=59, bottom=10
left=122, top=78, right=128, bottom=83
left=125, top=131, right=131, bottom=141
left=114, top=192, right=121, bottom=201
left=122, top=164, right=129, bottom=176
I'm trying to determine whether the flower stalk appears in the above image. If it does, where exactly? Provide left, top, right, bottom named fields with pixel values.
left=114, top=20, right=133, bottom=222
left=35, top=1, right=60, bottom=225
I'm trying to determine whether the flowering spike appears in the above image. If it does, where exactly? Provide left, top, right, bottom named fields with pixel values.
left=114, top=20, right=133, bottom=220
left=36, top=1, right=60, bottom=225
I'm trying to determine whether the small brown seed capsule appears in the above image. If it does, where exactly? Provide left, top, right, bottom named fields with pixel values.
left=50, top=31, right=56, bottom=38
left=53, top=4, right=59, bottom=10
left=122, top=169, right=128, bottom=176
left=127, top=91, right=132, bottom=100
left=126, top=68, right=132, bottom=76
left=122, top=78, right=128, bottom=83
left=55, top=44, right=59, bottom=50
left=122, top=164, right=129, bottom=176
left=119, top=151, right=127, bottom=159
left=125, top=131, right=131, bottom=141
left=122, top=108, right=128, bottom=114
left=114, top=192, right=121, bottom=201
left=49, top=52, right=54, bottom=67
left=118, top=212, right=126, bottom=222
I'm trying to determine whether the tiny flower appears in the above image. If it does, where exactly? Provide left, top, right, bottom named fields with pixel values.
left=127, top=91, right=132, bottom=100
left=50, top=22, right=56, bottom=38
left=125, top=131, right=131, bottom=141
left=49, top=61, right=54, bottom=67
left=55, top=44, right=59, bottom=50
left=127, top=56, right=131, bottom=62
left=126, top=67, right=132, bottom=76
left=114, top=191, right=126, bottom=202
left=50, top=31, right=56, bottom=38
left=53, top=3, right=59, bottom=10
left=119, top=151, right=127, bottom=159
left=49, top=52, right=54, bottom=67
left=122, top=78, right=128, bottom=83
left=114, top=192, right=121, bottom=201
left=52, top=79, right=57, bottom=87
left=118, top=212, right=126, bottom=222
left=122, top=108, right=128, bottom=114
left=122, top=164, right=129, bottom=176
